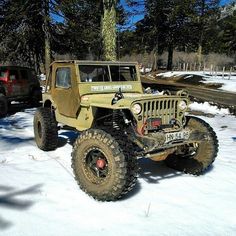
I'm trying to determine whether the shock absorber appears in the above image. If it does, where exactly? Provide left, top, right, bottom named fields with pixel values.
left=112, top=110, right=120, bottom=130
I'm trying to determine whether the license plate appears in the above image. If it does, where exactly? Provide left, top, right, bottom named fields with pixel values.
left=165, top=130, right=190, bottom=143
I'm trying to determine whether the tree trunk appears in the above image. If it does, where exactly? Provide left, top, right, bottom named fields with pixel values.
left=44, top=0, right=51, bottom=75
left=197, top=31, right=203, bottom=65
left=45, top=38, right=51, bottom=74
left=197, top=0, right=206, bottom=65
left=167, top=44, right=174, bottom=71
left=152, top=42, right=158, bottom=71
left=102, top=0, right=117, bottom=61
left=152, top=51, right=157, bottom=71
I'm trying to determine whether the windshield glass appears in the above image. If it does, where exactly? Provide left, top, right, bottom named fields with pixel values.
left=110, top=65, right=137, bottom=81
left=79, top=65, right=110, bottom=82
left=78, top=65, right=137, bottom=82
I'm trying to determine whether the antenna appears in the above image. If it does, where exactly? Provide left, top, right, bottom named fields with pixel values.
left=117, top=24, right=121, bottom=82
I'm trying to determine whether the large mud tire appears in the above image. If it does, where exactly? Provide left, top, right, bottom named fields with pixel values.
left=165, top=116, right=218, bottom=175
left=72, top=129, right=135, bottom=201
left=0, top=94, right=8, bottom=117
left=110, top=130, right=138, bottom=198
left=34, top=107, right=58, bottom=151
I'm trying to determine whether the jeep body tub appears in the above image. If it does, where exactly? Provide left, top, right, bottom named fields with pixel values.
left=43, top=61, right=192, bottom=159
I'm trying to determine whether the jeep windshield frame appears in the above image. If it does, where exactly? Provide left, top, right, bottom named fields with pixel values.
left=78, top=64, right=138, bottom=83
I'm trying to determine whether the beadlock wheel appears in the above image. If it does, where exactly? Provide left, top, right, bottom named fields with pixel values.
left=84, top=147, right=109, bottom=182
left=71, top=129, right=138, bottom=201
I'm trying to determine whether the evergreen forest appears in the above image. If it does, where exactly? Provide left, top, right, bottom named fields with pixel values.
left=0, top=0, right=235, bottom=73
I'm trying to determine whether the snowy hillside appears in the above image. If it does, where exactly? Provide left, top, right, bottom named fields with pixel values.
left=0, top=104, right=236, bottom=236
left=157, top=71, right=236, bottom=93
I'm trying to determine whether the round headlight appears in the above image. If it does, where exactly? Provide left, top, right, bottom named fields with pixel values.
left=179, top=101, right=187, bottom=111
left=132, top=103, right=142, bottom=115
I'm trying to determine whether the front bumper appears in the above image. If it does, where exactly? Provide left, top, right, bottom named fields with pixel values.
left=130, top=128, right=209, bottom=157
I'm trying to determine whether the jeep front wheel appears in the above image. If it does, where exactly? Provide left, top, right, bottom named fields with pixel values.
left=165, top=116, right=219, bottom=175
left=34, top=107, right=58, bottom=151
left=0, top=94, right=8, bottom=117
left=71, top=129, right=129, bottom=201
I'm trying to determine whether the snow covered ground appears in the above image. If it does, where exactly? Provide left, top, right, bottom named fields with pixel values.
left=157, top=71, right=236, bottom=93
left=0, top=103, right=236, bottom=236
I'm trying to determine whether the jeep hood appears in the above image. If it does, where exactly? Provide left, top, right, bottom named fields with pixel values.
left=80, top=92, right=176, bottom=109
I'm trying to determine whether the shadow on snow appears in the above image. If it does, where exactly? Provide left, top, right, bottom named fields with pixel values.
left=0, top=136, right=34, bottom=145
left=57, top=130, right=79, bottom=148
left=121, top=159, right=183, bottom=201
left=0, top=116, right=32, bottom=130
left=138, top=158, right=183, bottom=184
left=8, top=102, right=40, bottom=117
left=0, top=184, right=42, bottom=231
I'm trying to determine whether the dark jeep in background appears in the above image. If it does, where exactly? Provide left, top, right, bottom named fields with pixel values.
left=0, top=65, right=42, bottom=117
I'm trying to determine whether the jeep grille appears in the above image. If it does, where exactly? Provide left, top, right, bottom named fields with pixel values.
left=139, top=98, right=181, bottom=124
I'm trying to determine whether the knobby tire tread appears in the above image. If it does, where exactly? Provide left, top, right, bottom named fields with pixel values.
left=71, top=129, right=131, bottom=201
left=165, top=116, right=219, bottom=175
left=34, top=107, right=58, bottom=151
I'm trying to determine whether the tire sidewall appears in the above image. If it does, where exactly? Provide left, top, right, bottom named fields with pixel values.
left=74, top=138, right=123, bottom=193
left=34, top=109, right=46, bottom=148
left=185, top=116, right=217, bottom=168
left=33, top=108, right=58, bottom=151
left=165, top=116, right=218, bottom=175
left=72, top=130, right=127, bottom=200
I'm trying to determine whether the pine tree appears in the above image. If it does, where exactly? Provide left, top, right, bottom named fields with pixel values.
left=102, top=0, right=117, bottom=61
left=192, top=0, right=220, bottom=64
left=0, top=0, right=45, bottom=71
left=222, top=11, right=236, bottom=54
left=54, top=0, right=102, bottom=59
left=140, top=0, right=195, bottom=70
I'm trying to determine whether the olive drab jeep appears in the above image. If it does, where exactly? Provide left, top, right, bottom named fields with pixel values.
left=33, top=60, right=219, bottom=201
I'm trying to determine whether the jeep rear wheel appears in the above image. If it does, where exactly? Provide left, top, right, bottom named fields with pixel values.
left=34, top=108, right=58, bottom=151
left=165, top=116, right=218, bottom=175
left=0, top=94, right=8, bottom=117
left=72, top=129, right=131, bottom=201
